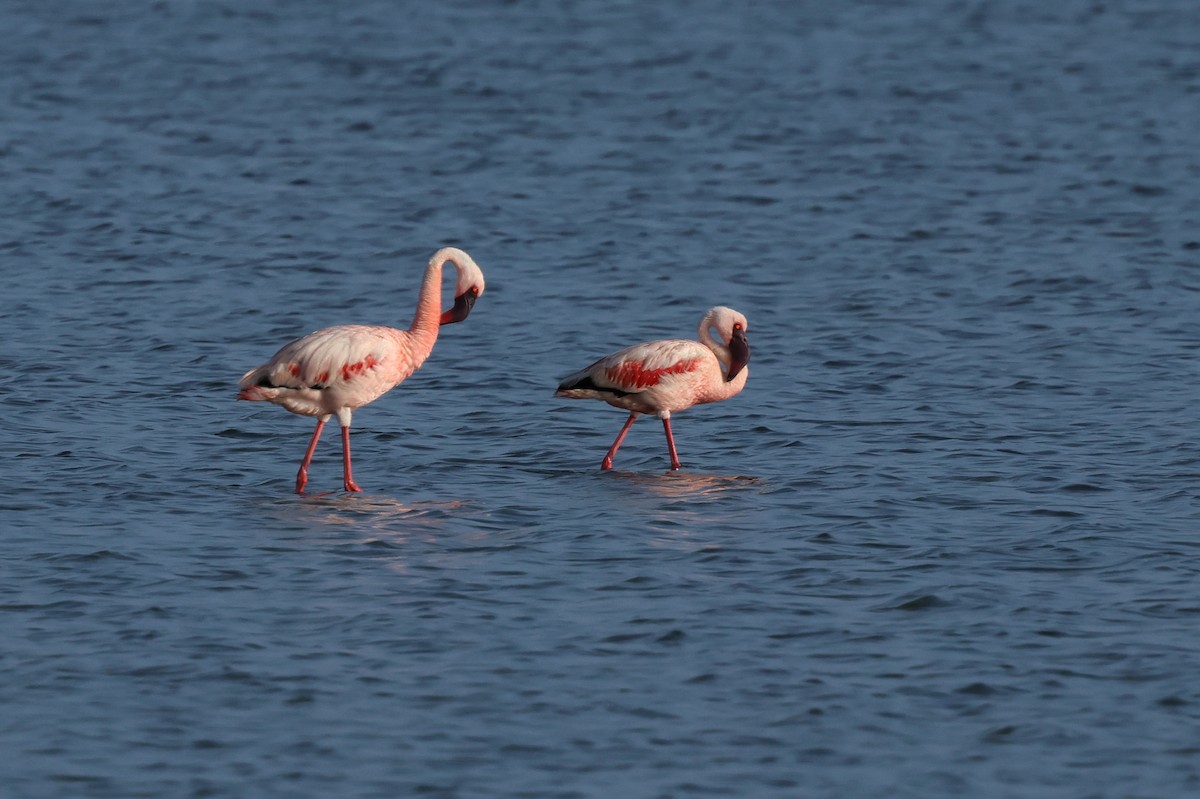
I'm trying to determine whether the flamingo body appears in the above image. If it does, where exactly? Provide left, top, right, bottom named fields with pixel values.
left=238, top=247, right=485, bottom=493
left=556, top=306, right=751, bottom=470
left=238, top=325, right=420, bottom=419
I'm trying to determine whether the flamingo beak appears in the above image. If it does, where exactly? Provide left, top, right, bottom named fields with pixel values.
left=726, top=328, right=750, bottom=382
left=439, top=289, right=478, bottom=325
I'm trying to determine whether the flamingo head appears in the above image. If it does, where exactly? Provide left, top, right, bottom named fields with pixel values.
left=437, top=249, right=487, bottom=325
left=703, top=306, right=750, bottom=382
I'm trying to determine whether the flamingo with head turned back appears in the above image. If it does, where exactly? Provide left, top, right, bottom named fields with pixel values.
left=238, top=247, right=486, bottom=494
left=555, top=306, right=751, bottom=471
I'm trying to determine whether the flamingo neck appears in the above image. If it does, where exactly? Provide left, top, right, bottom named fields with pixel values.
left=409, top=251, right=454, bottom=340
left=715, top=364, right=749, bottom=400
left=698, top=322, right=734, bottom=378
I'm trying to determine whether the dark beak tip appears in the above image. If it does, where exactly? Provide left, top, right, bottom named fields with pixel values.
left=726, top=330, right=750, bottom=382
left=439, top=292, right=477, bottom=325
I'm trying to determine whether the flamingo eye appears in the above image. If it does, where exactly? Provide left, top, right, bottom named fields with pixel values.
left=469, top=286, right=480, bottom=297
left=733, top=322, right=743, bottom=331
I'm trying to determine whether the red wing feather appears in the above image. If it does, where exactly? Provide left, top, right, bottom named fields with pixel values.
left=604, top=357, right=703, bottom=390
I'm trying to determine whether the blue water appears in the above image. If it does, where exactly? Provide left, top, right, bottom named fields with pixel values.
left=3, top=1, right=1200, bottom=797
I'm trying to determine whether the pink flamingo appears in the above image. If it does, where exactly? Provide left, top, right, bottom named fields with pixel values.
left=238, top=247, right=485, bottom=494
left=555, top=306, right=750, bottom=471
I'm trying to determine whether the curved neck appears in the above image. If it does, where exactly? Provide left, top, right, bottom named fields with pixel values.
left=410, top=252, right=455, bottom=339
left=715, top=365, right=749, bottom=400
left=698, top=322, right=733, bottom=377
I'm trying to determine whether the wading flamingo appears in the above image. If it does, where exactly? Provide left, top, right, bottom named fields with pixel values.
left=555, top=306, right=750, bottom=471
left=238, top=247, right=485, bottom=494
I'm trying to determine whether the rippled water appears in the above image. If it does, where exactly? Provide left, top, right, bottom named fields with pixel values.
left=3, top=1, right=1200, bottom=797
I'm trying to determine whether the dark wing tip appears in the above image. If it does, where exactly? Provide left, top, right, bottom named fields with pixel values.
left=558, top=372, right=634, bottom=397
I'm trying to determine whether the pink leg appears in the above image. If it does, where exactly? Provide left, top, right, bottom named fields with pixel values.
left=341, top=425, right=363, bottom=492
left=662, top=417, right=682, bottom=470
left=296, top=419, right=326, bottom=494
left=602, top=413, right=638, bottom=470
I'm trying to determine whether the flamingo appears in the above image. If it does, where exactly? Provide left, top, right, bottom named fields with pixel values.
left=238, top=247, right=485, bottom=494
left=555, top=306, right=750, bottom=471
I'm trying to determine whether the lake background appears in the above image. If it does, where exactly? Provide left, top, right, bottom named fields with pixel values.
left=2, top=1, right=1199, bottom=797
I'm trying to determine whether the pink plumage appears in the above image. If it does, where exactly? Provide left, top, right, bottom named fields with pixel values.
left=555, top=306, right=751, bottom=471
left=238, top=247, right=486, bottom=494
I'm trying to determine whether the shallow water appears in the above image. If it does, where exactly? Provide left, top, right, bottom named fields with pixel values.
left=2, top=1, right=1200, bottom=797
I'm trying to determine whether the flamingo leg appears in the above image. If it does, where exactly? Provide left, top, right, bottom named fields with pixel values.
left=341, top=425, right=363, bottom=492
left=661, top=417, right=682, bottom=471
left=602, top=413, right=638, bottom=470
left=296, top=419, right=327, bottom=495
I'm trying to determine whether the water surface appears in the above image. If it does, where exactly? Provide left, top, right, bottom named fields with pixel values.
left=2, top=1, right=1199, bottom=797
